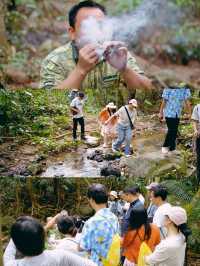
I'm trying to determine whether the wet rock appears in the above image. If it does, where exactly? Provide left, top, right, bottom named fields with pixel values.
left=85, top=136, right=100, bottom=148
left=120, top=151, right=184, bottom=178
left=87, top=150, right=104, bottom=162
left=100, top=162, right=121, bottom=177
left=26, top=163, right=43, bottom=176
left=87, top=150, right=122, bottom=162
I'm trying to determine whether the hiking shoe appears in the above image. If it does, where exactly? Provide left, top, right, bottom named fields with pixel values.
left=125, top=154, right=132, bottom=158
left=81, top=136, right=87, bottom=141
left=161, top=147, right=169, bottom=154
left=103, top=143, right=109, bottom=148
left=112, top=146, right=119, bottom=153
left=168, top=150, right=181, bottom=156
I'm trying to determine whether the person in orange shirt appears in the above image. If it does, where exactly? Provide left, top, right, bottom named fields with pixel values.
left=98, top=102, right=118, bottom=148
left=122, top=208, right=160, bottom=266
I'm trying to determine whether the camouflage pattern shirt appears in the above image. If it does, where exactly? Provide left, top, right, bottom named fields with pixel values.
left=40, top=42, right=144, bottom=104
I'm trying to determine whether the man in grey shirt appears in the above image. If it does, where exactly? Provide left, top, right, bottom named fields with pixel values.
left=4, top=216, right=97, bottom=266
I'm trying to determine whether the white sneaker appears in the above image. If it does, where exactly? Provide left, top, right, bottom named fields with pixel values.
left=103, top=143, right=109, bottom=148
left=161, top=147, right=169, bottom=154
left=125, top=154, right=132, bottom=158
left=169, top=150, right=181, bottom=156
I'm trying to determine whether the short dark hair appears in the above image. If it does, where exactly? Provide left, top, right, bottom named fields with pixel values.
left=11, top=216, right=45, bottom=256
left=123, top=185, right=140, bottom=195
left=78, top=91, right=85, bottom=98
left=87, top=183, right=108, bottom=204
left=68, top=0, right=107, bottom=28
left=152, top=185, right=168, bottom=201
left=57, top=216, right=77, bottom=236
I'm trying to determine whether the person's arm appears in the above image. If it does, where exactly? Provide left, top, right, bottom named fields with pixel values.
left=193, top=120, right=199, bottom=137
left=120, top=67, right=152, bottom=90
left=62, top=250, right=97, bottom=266
left=159, top=99, right=166, bottom=120
left=57, top=44, right=99, bottom=90
left=105, top=113, right=118, bottom=125
left=3, top=239, right=17, bottom=266
left=44, top=213, right=60, bottom=232
left=184, top=100, right=192, bottom=118
left=145, top=242, right=170, bottom=265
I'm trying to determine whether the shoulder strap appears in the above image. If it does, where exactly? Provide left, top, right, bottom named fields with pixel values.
left=107, top=108, right=112, bottom=117
left=124, top=106, right=134, bottom=129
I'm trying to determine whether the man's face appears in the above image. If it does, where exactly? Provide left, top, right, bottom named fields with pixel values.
left=150, top=191, right=159, bottom=206
left=68, top=7, right=105, bottom=43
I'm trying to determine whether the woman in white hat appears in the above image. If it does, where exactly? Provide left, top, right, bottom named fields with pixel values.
left=105, top=99, right=137, bottom=156
left=145, top=206, right=191, bottom=266
left=98, top=102, right=118, bottom=148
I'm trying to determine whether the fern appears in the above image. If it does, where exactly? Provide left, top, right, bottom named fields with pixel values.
left=160, top=180, right=192, bottom=203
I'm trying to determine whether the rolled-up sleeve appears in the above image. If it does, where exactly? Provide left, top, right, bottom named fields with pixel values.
left=127, top=52, right=144, bottom=75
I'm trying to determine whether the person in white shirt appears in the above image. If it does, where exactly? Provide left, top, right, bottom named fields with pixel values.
left=3, top=216, right=97, bottom=266
left=105, top=99, right=137, bottom=157
left=191, top=103, right=200, bottom=184
left=145, top=206, right=191, bottom=266
left=70, top=91, right=86, bottom=141
left=150, top=185, right=171, bottom=238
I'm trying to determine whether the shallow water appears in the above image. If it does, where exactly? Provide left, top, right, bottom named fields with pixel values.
left=41, top=132, right=164, bottom=177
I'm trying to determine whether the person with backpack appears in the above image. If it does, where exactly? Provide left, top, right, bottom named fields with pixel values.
left=159, top=83, right=191, bottom=155
left=105, top=99, right=137, bottom=157
left=79, top=184, right=120, bottom=266
left=122, top=208, right=160, bottom=266
left=98, top=102, right=118, bottom=148
left=3, top=216, right=97, bottom=266
left=191, top=103, right=200, bottom=184
left=145, top=206, right=191, bottom=266
left=70, top=91, right=87, bottom=141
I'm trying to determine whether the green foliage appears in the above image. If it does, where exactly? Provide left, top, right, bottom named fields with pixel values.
left=0, top=89, right=70, bottom=139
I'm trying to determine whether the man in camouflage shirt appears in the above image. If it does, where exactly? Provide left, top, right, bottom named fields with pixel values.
left=40, top=1, right=152, bottom=103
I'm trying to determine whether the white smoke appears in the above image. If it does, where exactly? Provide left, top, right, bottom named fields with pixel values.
left=76, top=0, right=183, bottom=51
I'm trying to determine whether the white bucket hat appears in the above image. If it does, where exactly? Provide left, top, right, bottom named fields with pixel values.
left=129, top=99, right=138, bottom=107
left=106, top=102, right=117, bottom=109
left=110, top=191, right=118, bottom=198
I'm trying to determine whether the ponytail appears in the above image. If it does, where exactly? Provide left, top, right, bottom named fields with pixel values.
left=178, top=223, right=192, bottom=266
left=178, top=223, right=191, bottom=242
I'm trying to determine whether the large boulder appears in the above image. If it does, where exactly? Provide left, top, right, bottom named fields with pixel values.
left=120, top=151, right=185, bottom=179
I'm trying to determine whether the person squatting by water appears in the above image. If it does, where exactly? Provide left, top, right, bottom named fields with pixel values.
left=105, top=99, right=137, bottom=157
left=159, top=83, right=191, bottom=155
left=98, top=102, right=118, bottom=148
left=40, top=0, right=152, bottom=96
left=70, top=91, right=87, bottom=141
